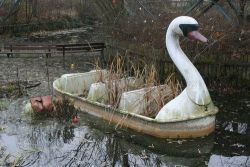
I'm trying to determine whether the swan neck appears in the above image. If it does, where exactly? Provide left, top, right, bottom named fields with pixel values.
left=166, top=32, right=196, bottom=78
left=166, top=31, right=211, bottom=105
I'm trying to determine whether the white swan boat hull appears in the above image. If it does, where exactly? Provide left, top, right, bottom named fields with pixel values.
left=53, top=70, right=218, bottom=139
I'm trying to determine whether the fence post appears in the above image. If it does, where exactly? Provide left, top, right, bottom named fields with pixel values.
left=46, top=46, right=51, bottom=58
left=0, top=42, right=2, bottom=52
left=158, top=59, right=165, bottom=83
left=63, top=46, right=65, bottom=68
left=100, top=45, right=106, bottom=68
left=7, top=45, right=13, bottom=58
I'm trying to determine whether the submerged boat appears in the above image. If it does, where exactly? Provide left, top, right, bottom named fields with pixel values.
left=53, top=16, right=218, bottom=139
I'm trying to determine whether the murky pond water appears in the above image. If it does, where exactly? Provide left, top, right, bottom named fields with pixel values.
left=0, top=54, right=249, bottom=167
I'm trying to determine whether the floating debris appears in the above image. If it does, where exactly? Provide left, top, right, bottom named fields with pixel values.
left=223, top=121, right=248, bottom=135
left=0, top=80, right=41, bottom=98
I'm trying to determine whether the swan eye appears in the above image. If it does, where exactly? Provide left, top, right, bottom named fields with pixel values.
left=179, top=24, right=199, bottom=37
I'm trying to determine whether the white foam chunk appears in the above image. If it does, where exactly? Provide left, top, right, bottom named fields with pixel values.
left=87, top=82, right=107, bottom=103
left=87, top=77, right=143, bottom=104
left=118, top=85, right=171, bottom=114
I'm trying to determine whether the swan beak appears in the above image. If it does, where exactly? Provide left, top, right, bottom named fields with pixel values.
left=187, top=31, right=208, bottom=43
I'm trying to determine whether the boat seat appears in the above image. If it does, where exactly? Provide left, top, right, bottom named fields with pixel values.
left=118, top=85, right=173, bottom=116
left=87, top=77, right=143, bottom=104
left=57, top=70, right=108, bottom=95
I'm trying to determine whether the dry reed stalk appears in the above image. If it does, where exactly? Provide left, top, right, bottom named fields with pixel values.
left=142, top=70, right=182, bottom=118
left=91, top=55, right=182, bottom=118
left=93, top=58, right=105, bottom=83
left=106, top=56, right=127, bottom=108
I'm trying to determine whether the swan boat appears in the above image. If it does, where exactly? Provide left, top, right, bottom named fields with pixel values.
left=53, top=16, right=218, bottom=139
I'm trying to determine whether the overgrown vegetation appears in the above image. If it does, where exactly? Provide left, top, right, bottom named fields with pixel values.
left=91, top=55, right=181, bottom=118
left=0, top=0, right=92, bottom=35
left=0, top=80, right=41, bottom=98
left=102, top=1, right=250, bottom=90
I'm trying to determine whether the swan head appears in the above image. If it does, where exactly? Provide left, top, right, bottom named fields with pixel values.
left=168, top=16, right=207, bottom=43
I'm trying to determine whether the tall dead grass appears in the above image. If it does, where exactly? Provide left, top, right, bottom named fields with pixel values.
left=93, top=54, right=181, bottom=118
left=143, top=73, right=182, bottom=118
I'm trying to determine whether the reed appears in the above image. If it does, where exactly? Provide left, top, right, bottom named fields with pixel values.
left=106, top=56, right=129, bottom=108
left=143, top=73, right=182, bottom=118
left=93, top=55, right=181, bottom=118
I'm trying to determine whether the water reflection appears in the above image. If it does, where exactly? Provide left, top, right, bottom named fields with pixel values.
left=211, top=92, right=250, bottom=157
left=223, top=121, right=248, bottom=135
left=0, top=93, right=249, bottom=166
left=208, top=155, right=250, bottom=167
left=0, top=98, right=210, bottom=166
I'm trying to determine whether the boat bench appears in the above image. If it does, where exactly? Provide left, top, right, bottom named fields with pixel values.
left=56, top=42, right=106, bottom=66
left=0, top=45, right=55, bottom=57
left=0, top=42, right=106, bottom=59
left=56, top=43, right=106, bottom=53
